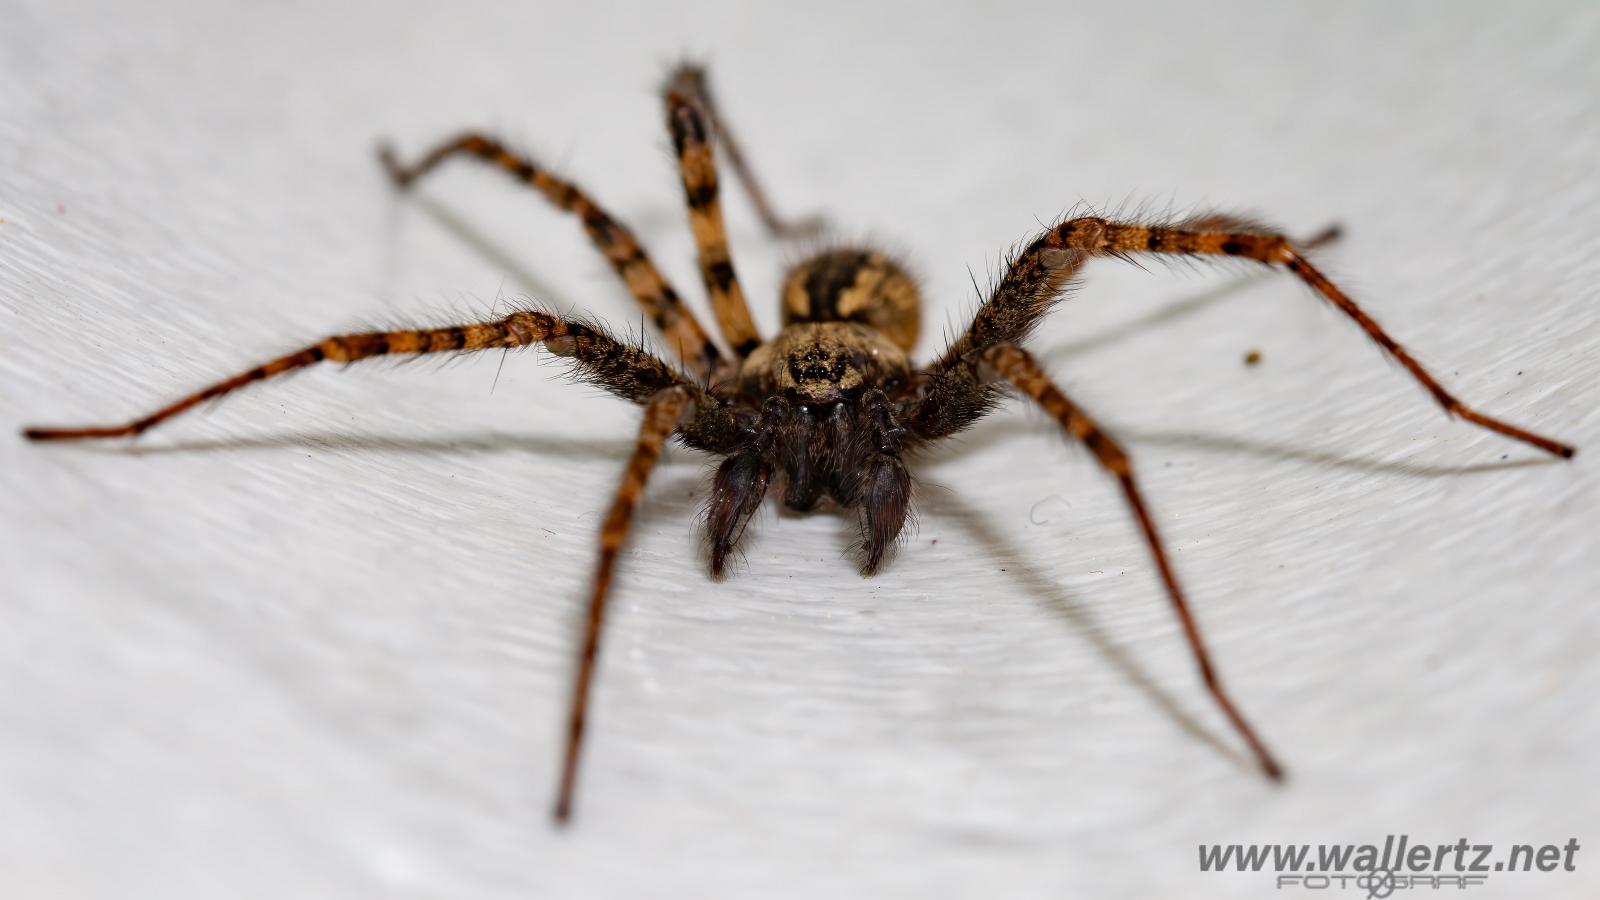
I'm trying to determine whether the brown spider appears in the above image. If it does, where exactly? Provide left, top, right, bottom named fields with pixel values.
left=23, top=64, right=1575, bottom=824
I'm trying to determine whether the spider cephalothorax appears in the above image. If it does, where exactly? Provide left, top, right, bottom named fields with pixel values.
left=689, top=247, right=923, bottom=575
left=23, top=62, right=1575, bottom=824
left=713, top=339, right=912, bottom=569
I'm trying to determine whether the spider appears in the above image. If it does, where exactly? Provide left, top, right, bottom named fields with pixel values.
left=23, top=63, right=1576, bottom=824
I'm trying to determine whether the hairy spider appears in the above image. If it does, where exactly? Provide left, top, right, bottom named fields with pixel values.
left=23, top=63, right=1575, bottom=824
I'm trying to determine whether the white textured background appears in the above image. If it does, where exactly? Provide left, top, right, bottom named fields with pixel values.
left=3, top=2, right=1597, bottom=898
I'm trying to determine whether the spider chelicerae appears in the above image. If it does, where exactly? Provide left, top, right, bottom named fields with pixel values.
left=23, top=63, right=1576, bottom=823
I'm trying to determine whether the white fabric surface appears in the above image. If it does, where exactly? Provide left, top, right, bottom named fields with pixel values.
left=3, top=2, right=1597, bottom=897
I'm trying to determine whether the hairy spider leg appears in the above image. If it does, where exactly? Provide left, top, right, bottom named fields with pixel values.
left=379, top=134, right=729, bottom=381
left=554, top=385, right=692, bottom=823
left=666, top=63, right=823, bottom=239
left=21, top=312, right=692, bottom=440
left=933, top=221, right=1339, bottom=374
left=1019, top=214, right=1571, bottom=458
left=664, top=81, right=764, bottom=360
left=976, top=342, right=1285, bottom=781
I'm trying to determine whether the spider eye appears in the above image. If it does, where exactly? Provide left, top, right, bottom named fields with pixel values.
left=789, top=349, right=845, bottom=383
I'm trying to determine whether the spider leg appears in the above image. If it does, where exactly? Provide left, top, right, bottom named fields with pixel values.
left=666, top=63, right=823, bottom=239
left=705, top=452, right=772, bottom=578
left=933, top=222, right=1335, bottom=378
left=972, top=342, right=1285, bottom=781
left=21, top=312, right=692, bottom=441
left=378, top=134, right=728, bottom=381
left=555, top=385, right=692, bottom=823
left=664, top=78, right=765, bottom=360
left=997, top=214, right=1572, bottom=458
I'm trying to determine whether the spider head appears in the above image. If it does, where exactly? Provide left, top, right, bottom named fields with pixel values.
left=740, top=321, right=909, bottom=404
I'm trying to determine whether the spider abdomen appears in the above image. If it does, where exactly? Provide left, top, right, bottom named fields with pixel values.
left=780, top=249, right=920, bottom=351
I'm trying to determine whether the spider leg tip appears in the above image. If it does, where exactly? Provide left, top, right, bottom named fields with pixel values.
left=22, top=422, right=145, bottom=442
left=1529, top=433, right=1576, bottom=459
left=22, top=426, right=71, bottom=442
